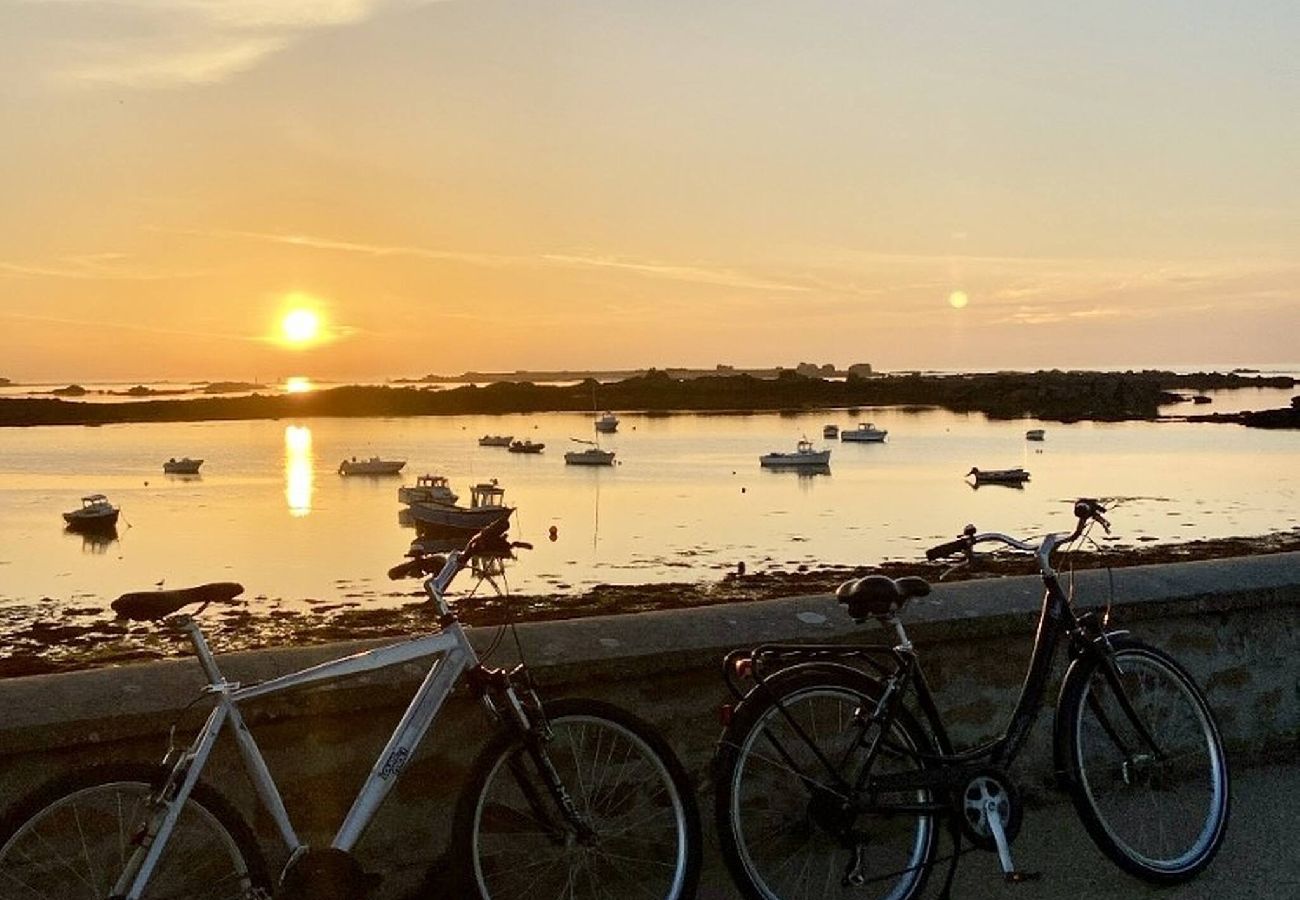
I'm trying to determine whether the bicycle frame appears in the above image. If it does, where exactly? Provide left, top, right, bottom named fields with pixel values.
left=113, top=556, right=488, bottom=900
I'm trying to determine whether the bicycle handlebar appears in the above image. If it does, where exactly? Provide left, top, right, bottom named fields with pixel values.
left=925, top=498, right=1110, bottom=561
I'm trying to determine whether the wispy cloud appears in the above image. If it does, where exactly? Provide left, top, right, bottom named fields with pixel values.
left=25, top=0, right=426, bottom=88
left=0, top=255, right=209, bottom=281
left=540, top=253, right=812, bottom=293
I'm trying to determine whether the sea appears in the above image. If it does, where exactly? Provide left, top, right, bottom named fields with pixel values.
left=1, top=376, right=1297, bottom=636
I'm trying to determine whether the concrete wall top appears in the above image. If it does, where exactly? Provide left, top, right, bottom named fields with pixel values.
left=2, top=551, right=1297, bottom=757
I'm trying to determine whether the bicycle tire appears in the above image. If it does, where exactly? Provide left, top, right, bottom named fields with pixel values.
left=447, top=698, right=702, bottom=900
left=715, top=665, right=940, bottom=900
left=0, top=762, right=270, bottom=900
left=1056, top=637, right=1230, bottom=883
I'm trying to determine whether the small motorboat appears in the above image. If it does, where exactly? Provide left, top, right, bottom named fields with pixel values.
left=479, top=434, right=514, bottom=447
left=407, top=480, right=513, bottom=534
left=822, top=424, right=839, bottom=439
left=398, top=474, right=459, bottom=507
left=840, top=422, right=888, bottom=443
left=63, top=494, right=120, bottom=531
left=594, top=412, right=620, bottom=434
left=508, top=439, right=545, bottom=454
left=163, top=456, right=204, bottom=474
left=967, top=467, right=1031, bottom=486
left=760, top=440, right=832, bottom=468
left=1025, top=429, right=1046, bottom=442
left=338, top=456, right=406, bottom=476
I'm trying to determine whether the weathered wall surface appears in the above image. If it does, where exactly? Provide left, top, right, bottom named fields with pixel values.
left=1, top=553, right=1296, bottom=896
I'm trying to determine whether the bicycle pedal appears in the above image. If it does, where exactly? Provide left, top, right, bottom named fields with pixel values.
left=1003, top=871, right=1042, bottom=884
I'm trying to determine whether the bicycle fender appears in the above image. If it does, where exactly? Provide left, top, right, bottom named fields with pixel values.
left=1052, top=631, right=1132, bottom=788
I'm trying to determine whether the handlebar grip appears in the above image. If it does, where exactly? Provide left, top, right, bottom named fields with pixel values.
left=926, top=538, right=969, bottom=561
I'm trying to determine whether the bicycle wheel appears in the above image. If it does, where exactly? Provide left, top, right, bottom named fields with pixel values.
left=0, top=763, right=269, bottom=900
left=451, top=698, right=702, bottom=900
left=715, top=666, right=939, bottom=900
left=1057, top=638, right=1230, bottom=883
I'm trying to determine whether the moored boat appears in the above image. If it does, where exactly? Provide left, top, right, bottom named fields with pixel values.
left=1025, top=429, right=1046, bottom=442
left=840, top=422, right=888, bottom=443
left=62, top=494, right=120, bottom=530
left=823, top=424, right=839, bottom=439
left=163, top=457, right=204, bottom=474
left=398, top=474, right=459, bottom=507
left=338, top=456, right=406, bottom=476
left=479, top=434, right=514, bottom=447
left=508, top=440, right=545, bottom=454
left=565, top=439, right=616, bottom=466
left=407, top=480, right=513, bottom=534
left=967, top=466, right=1031, bottom=485
left=760, top=440, right=832, bottom=468
left=594, top=412, right=619, bottom=433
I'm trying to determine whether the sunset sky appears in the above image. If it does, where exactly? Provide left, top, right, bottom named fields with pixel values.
left=2, top=1, right=1296, bottom=382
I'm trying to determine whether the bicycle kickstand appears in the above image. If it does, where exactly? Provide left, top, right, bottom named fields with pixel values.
left=985, top=802, right=1041, bottom=884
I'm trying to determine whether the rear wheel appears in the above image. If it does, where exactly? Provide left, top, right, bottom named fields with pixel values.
left=715, top=666, right=939, bottom=900
left=452, top=698, right=701, bottom=899
left=0, top=763, right=269, bottom=900
left=1057, top=639, right=1229, bottom=883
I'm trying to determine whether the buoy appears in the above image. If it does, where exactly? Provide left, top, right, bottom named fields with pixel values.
left=737, top=561, right=746, bottom=576
left=548, top=525, right=558, bottom=542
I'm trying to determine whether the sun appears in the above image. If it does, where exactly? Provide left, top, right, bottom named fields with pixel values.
left=948, top=290, right=969, bottom=310
left=280, top=308, right=320, bottom=346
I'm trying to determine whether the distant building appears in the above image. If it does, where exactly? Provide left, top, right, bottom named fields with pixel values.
left=847, top=363, right=874, bottom=377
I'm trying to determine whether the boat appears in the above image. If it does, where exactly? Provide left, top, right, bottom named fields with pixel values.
left=406, top=480, right=513, bottom=534
left=840, top=422, right=888, bottom=443
left=594, top=412, right=619, bottom=434
left=565, top=439, right=616, bottom=466
left=338, top=456, right=406, bottom=476
left=1025, top=429, right=1046, bottom=442
left=507, top=439, right=545, bottom=454
left=823, top=424, right=839, bottom=439
left=163, top=457, right=203, bottom=474
left=1192, top=395, right=1212, bottom=405
left=967, top=467, right=1031, bottom=485
left=62, top=494, right=120, bottom=530
left=760, top=440, right=832, bottom=468
left=398, top=474, right=459, bottom=507
left=479, top=434, right=514, bottom=447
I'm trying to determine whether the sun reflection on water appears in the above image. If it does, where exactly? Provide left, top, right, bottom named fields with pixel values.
left=285, top=376, right=314, bottom=394
left=284, top=425, right=314, bottom=516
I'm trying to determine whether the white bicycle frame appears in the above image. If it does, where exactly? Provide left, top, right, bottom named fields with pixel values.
left=113, top=552, right=489, bottom=899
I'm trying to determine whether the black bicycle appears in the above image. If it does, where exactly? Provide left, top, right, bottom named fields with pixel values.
left=713, top=499, right=1230, bottom=899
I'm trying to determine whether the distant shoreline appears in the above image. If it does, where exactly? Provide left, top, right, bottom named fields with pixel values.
left=0, top=368, right=1296, bottom=428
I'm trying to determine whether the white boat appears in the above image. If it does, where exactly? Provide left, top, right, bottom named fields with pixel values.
left=479, top=434, right=513, bottom=447
left=1025, top=429, right=1046, bottom=442
left=62, top=494, right=120, bottom=530
left=407, top=480, right=513, bottom=534
left=967, top=466, right=1031, bottom=485
left=338, top=456, right=406, bottom=476
left=760, top=440, right=832, bottom=468
left=840, top=422, right=888, bottom=443
left=163, top=457, right=203, bottom=474
left=823, top=424, right=839, bottom=439
left=507, top=439, right=545, bottom=454
left=594, top=412, right=619, bottom=434
left=565, top=441, right=616, bottom=466
left=398, top=474, right=459, bottom=507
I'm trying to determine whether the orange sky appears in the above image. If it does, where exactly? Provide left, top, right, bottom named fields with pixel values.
left=1, top=1, right=1296, bottom=381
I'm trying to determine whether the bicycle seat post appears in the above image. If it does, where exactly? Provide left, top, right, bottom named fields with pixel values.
left=884, top=613, right=913, bottom=652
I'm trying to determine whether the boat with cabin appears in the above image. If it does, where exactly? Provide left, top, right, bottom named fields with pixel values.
left=822, top=424, right=839, bottom=439
left=398, top=474, right=459, bottom=507
left=508, top=440, right=545, bottom=454
left=594, top=412, right=619, bottom=434
left=840, top=422, right=888, bottom=443
left=479, top=434, right=514, bottom=447
left=760, top=440, right=832, bottom=468
left=565, top=438, right=616, bottom=466
left=406, top=480, right=513, bottom=534
left=1025, top=429, right=1045, bottom=442
left=163, top=457, right=204, bottom=474
left=62, top=494, right=120, bottom=531
left=338, top=456, right=406, bottom=476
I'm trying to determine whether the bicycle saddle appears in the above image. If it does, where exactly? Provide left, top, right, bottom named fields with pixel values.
left=111, top=582, right=245, bottom=621
left=836, top=575, right=930, bottom=621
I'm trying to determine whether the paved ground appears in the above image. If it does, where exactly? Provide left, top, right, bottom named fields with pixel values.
left=693, top=762, right=1298, bottom=900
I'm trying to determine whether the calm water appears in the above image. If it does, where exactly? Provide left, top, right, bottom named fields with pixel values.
left=1, top=388, right=1297, bottom=629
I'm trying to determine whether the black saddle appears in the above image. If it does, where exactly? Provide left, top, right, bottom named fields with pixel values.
left=112, top=582, right=244, bottom=621
left=836, top=575, right=931, bottom=621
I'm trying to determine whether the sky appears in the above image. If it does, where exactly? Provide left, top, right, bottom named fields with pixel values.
left=1, top=0, right=1297, bottom=382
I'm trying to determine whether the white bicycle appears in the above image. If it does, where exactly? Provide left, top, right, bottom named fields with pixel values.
left=0, top=520, right=702, bottom=899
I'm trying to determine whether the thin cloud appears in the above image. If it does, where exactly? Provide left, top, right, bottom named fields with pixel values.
left=540, top=253, right=812, bottom=293
left=0, top=257, right=209, bottom=281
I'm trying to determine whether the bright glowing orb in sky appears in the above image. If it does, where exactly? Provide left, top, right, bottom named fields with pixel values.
left=280, top=308, right=320, bottom=345
left=948, top=290, right=969, bottom=309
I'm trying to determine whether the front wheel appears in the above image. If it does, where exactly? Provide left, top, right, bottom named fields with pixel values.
left=0, top=763, right=269, bottom=900
left=1056, top=638, right=1230, bottom=883
left=451, top=698, right=702, bottom=899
